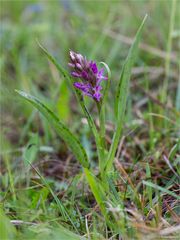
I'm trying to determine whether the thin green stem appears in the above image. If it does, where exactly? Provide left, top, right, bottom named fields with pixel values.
left=96, top=101, right=106, bottom=175
left=97, top=102, right=106, bottom=148
left=162, top=0, right=176, bottom=103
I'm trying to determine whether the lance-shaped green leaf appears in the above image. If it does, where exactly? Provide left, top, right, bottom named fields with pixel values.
left=16, top=90, right=89, bottom=168
left=84, top=168, right=107, bottom=217
left=105, top=15, right=147, bottom=171
left=84, top=169, right=116, bottom=229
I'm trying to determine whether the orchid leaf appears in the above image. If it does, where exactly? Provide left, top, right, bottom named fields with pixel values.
left=84, top=168, right=107, bottom=216
left=16, top=90, right=89, bottom=168
left=105, top=15, right=147, bottom=171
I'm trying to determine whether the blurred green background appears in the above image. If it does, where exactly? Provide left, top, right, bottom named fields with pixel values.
left=1, top=0, right=179, bottom=138
left=0, top=0, right=179, bottom=238
left=1, top=1, right=179, bottom=113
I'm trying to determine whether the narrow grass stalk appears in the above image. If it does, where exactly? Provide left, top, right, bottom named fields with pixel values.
left=84, top=168, right=117, bottom=231
left=4, top=153, right=16, bottom=201
left=161, top=0, right=177, bottom=103
left=97, top=101, right=106, bottom=174
left=1, top=134, right=16, bottom=201
left=143, top=180, right=180, bottom=200
left=145, top=163, right=153, bottom=208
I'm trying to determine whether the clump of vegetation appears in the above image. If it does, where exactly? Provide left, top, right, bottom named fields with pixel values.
left=1, top=1, right=179, bottom=239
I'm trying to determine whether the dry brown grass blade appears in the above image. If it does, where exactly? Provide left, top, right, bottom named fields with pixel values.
left=159, top=225, right=180, bottom=236
left=163, top=200, right=180, bottom=223
left=115, top=159, right=135, bottom=191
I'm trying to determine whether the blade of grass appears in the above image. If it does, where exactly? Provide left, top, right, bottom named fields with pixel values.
left=84, top=168, right=107, bottom=216
left=176, top=76, right=180, bottom=112
left=105, top=15, right=147, bottom=171
left=145, top=163, right=153, bottom=208
left=161, top=0, right=177, bottom=103
left=142, top=180, right=180, bottom=200
left=84, top=168, right=115, bottom=230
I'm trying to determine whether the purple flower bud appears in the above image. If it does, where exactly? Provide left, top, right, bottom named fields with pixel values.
left=76, top=53, right=83, bottom=63
left=69, top=51, right=108, bottom=102
left=68, top=63, right=75, bottom=68
left=71, top=72, right=81, bottom=78
left=76, top=63, right=83, bottom=70
left=70, top=51, right=76, bottom=61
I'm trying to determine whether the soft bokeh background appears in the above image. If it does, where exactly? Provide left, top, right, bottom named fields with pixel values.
left=1, top=1, right=179, bottom=132
left=1, top=0, right=179, bottom=239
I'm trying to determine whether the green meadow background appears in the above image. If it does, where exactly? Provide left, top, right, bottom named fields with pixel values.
left=1, top=0, right=179, bottom=239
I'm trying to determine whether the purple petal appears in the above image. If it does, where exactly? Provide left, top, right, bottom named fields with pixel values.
left=90, top=61, right=98, bottom=74
left=73, top=82, right=85, bottom=90
left=93, top=85, right=102, bottom=91
left=93, top=92, right=102, bottom=101
left=73, top=82, right=92, bottom=96
left=92, top=85, right=102, bottom=101
left=71, top=72, right=81, bottom=78
left=81, top=70, right=88, bottom=80
left=76, top=83, right=93, bottom=98
left=98, top=68, right=104, bottom=77
left=97, top=68, right=108, bottom=84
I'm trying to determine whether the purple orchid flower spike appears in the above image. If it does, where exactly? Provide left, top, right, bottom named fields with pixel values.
left=68, top=50, right=107, bottom=102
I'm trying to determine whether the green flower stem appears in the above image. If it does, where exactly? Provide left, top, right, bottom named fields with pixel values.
left=96, top=101, right=106, bottom=177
